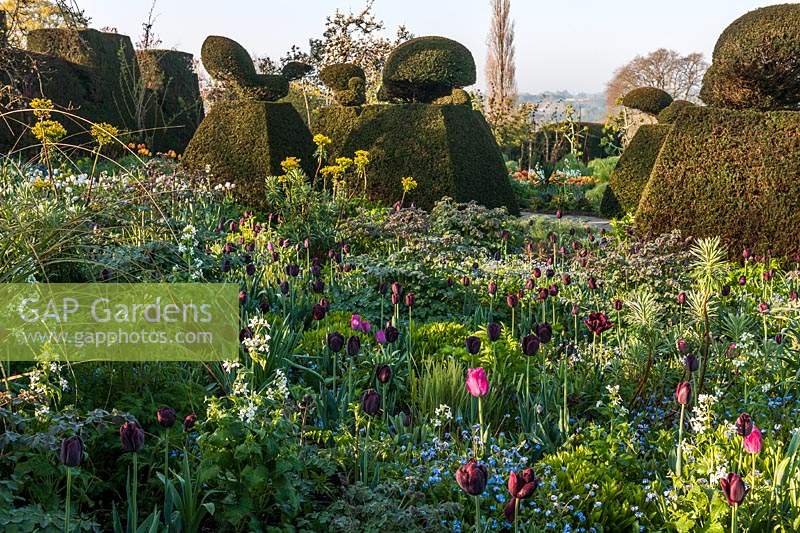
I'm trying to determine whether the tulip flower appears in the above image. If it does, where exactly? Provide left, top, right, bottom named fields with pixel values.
left=675, top=381, right=691, bottom=405
left=120, top=421, right=144, bottom=531
left=60, top=435, right=84, bottom=533
left=720, top=471, right=748, bottom=532
left=487, top=322, right=501, bottom=342
left=312, top=303, right=327, bottom=320
left=675, top=381, right=691, bottom=477
left=506, top=294, right=518, bottom=308
left=361, top=389, right=380, bottom=416
left=738, top=275, right=747, bottom=286
left=347, top=336, right=361, bottom=356
left=587, top=276, right=597, bottom=290
left=456, top=459, right=488, bottom=531
left=743, top=426, right=762, bottom=454
left=157, top=407, right=177, bottom=429
left=466, top=368, right=489, bottom=398
left=183, top=413, right=197, bottom=432
left=677, top=291, right=687, bottom=305
left=684, top=354, right=699, bottom=373
left=488, top=281, right=497, bottom=296
left=504, top=468, right=539, bottom=525
left=533, top=267, right=541, bottom=279
left=385, top=326, right=399, bottom=343
left=583, top=311, right=613, bottom=336
left=376, top=364, right=392, bottom=384
left=375, top=329, right=387, bottom=345
left=327, top=332, right=345, bottom=352
left=521, top=334, right=540, bottom=356
left=536, top=323, right=552, bottom=344
left=404, top=292, right=415, bottom=308
left=736, top=413, right=753, bottom=437
left=466, top=336, right=482, bottom=355
left=677, top=338, right=689, bottom=353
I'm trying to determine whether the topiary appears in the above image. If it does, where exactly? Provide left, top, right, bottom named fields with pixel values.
left=314, top=102, right=518, bottom=213
left=281, top=61, right=313, bottom=81
left=598, top=184, right=623, bottom=218
left=431, top=88, right=471, bottom=106
left=382, top=36, right=476, bottom=103
left=656, top=99, right=695, bottom=124
left=621, top=87, right=673, bottom=115
left=636, top=106, right=800, bottom=257
left=700, top=4, right=800, bottom=110
left=181, top=100, right=314, bottom=210
left=320, top=63, right=366, bottom=106
left=201, top=35, right=289, bottom=101
left=606, top=124, right=672, bottom=213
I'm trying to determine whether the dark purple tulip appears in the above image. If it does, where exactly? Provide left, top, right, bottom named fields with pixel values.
left=587, top=276, right=597, bottom=290
left=385, top=326, right=399, bottom=343
left=536, top=323, right=552, bottom=344
left=120, top=421, right=145, bottom=453
left=361, top=389, right=380, bottom=416
left=60, top=435, right=84, bottom=467
left=346, top=335, right=361, bottom=356
left=736, top=413, right=753, bottom=437
left=547, top=232, right=557, bottom=244
left=229, top=221, right=238, bottom=232
left=675, top=381, right=691, bottom=405
left=684, top=354, right=699, bottom=373
left=390, top=293, right=400, bottom=305
left=245, top=263, right=256, bottom=276
left=391, top=282, right=402, bottom=296
left=285, top=264, right=300, bottom=277
left=720, top=472, right=748, bottom=506
left=157, top=407, right=177, bottom=428
left=312, top=304, right=327, bottom=321
left=327, top=332, right=345, bottom=352
left=613, top=299, right=623, bottom=311
left=223, top=242, right=236, bottom=254
left=776, top=333, right=783, bottom=344
left=546, top=268, right=555, bottom=279
left=584, top=312, right=613, bottom=335
left=465, top=335, right=482, bottom=355
left=533, top=267, right=542, bottom=279
left=447, top=277, right=454, bottom=287
left=521, top=334, right=540, bottom=356
left=537, top=287, right=548, bottom=301
left=376, top=365, right=392, bottom=384
left=677, top=338, right=688, bottom=353
left=721, top=284, right=730, bottom=297
left=789, top=290, right=798, bottom=302
left=738, top=275, right=747, bottom=286
left=239, top=327, right=253, bottom=343
left=501, top=229, right=511, bottom=241
left=506, top=294, right=518, bottom=308
left=677, top=292, right=687, bottom=305
left=487, top=322, right=501, bottom=342
left=456, top=459, right=488, bottom=496
left=548, top=284, right=559, bottom=297
left=183, top=413, right=197, bottom=432
left=525, top=278, right=535, bottom=290
left=562, top=273, right=571, bottom=285
left=461, top=276, right=471, bottom=287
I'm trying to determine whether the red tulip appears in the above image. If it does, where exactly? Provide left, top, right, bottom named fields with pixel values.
left=675, top=381, right=691, bottom=405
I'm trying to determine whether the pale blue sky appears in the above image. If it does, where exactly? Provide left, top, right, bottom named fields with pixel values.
left=78, top=0, right=783, bottom=93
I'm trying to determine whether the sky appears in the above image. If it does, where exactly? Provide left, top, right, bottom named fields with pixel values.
left=76, top=0, right=783, bottom=94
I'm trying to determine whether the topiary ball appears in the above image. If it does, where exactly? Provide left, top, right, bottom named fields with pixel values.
left=382, top=36, right=476, bottom=103
left=281, top=61, right=313, bottom=81
left=700, top=4, right=800, bottom=110
left=657, top=100, right=695, bottom=124
left=320, top=63, right=365, bottom=91
left=621, top=87, right=674, bottom=115
left=201, top=35, right=257, bottom=85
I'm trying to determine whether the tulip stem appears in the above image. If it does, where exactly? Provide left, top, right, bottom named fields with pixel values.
left=474, top=495, right=481, bottom=533
left=676, top=403, right=685, bottom=477
left=64, top=467, right=72, bottom=533
left=477, top=396, right=485, bottom=456
left=731, top=503, right=738, bottom=533
left=132, top=452, right=138, bottom=532
left=164, top=427, right=170, bottom=483
left=514, top=497, right=519, bottom=533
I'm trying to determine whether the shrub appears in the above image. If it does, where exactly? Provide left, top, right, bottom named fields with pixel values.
left=606, top=124, right=671, bottom=213
left=381, top=36, right=476, bottom=102
left=530, top=122, right=613, bottom=169
left=181, top=101, right=314, bottom=210
left=656, top=99, right=695, bottom=124
left=598, top=183, right=622, bottom=218
left=621, top=87, right=673, bottom=115
left=636, top=106, right=800, bottom=257
left=319, top=63, right=366, bottom=106
left=201, top=35, right=288, bottom=101
left=136, top=49, right=204, bottom=152
left=700, top=4, right=800, bottom=110
left=314, top=103, right=518, bottom=213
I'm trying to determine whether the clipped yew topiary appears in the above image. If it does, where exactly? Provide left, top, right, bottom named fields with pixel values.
left=182, top=101, right=314, bottom=209
left=636, top=106, right=800, bottom=257
left=320, top=63, right=366, bottom=106
left=382, top=36, right=476, bottom=102
left=606, top=124, right=671, bottom=213
left=622, top=87, right=673, bottom=115
left=656, top=99, right=695, bottom=124
left=281, top=61, right=313, bottom=81
left=700, top=4, right=800, bottom=111
left=137, top=49, right=204, bottom=152
left=201, top=35, right=289, bottom=101
left=314, top=103, right=518, bottom=213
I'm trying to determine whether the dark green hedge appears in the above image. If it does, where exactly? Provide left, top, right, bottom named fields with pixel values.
left=320, top=63, right=366, bottom=106
left=700, top=4, right=800, bottom=110
left=382, top=37, right=476, bottom=103
left=200, top=35, right=256, bottom=85
left=281, top=61, right=312, bottom=81
left=606, top=124, right=671, bottom=213
left=657, top=100, right=695, bottom=124
left=181, top=101, right=314, bottom=210
left=314, top=103, right=518, bottom=213
left=622, top=87, right=673, bottom=115
left=137, top=49, right=204, bottom=152
left=637, top=106, right=800, bottom=257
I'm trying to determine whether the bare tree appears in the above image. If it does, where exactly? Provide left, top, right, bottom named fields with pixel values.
left=485, top=0, right=516, bottom=118
left=137, top=0, right=162, bottom=50
left=606, top=48, right=708, bottom=109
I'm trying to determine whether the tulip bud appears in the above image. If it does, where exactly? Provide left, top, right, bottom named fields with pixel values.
left=720, top=472, right=748, bottom=506
left=506, top=294, right=518, bottom=308
left=183, top=413, right=197, bottom=432
left=376, top=364, right=392, bottom=384
left=361, top=389, right=381, bottom=416
left=120, top=421, right=145, bottom=453
left=675, top=381, right=691, bottom=405
left=327, top=331, right=345, bottom=352
left=721, top=284, right=730, bottom=297
left=465, top=367, right=489, bottom=397
left=488, top=281, right=497, bottom=296
left=536, top=323, right=552, bottom=344
left=404, top=292, right=415, bottom=308
left=677, top=338, right=688, bottom=353
left=684, top=354, right=699, bottom=373
left=391, top=282, right=402, bottom=296
left=465, top=335, right=482, bottom=355
left=487, top=322, right=501, bottom=342
left=346, top=335, right=361, bottom=356
left=735, top=413, right=753, bottom=437
left=587, top=277, right=597, bottom=290
left=455, top=458, right=488, bottom=496
left=677, top=291, right=687, bottom=305
left=157, top=406, right=177, bottom=428
left=59, top=435, right=84, bottom=467
left=461, top=276, right=471, bottom=287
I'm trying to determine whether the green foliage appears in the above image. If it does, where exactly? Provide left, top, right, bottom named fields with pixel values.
left=700, top=3, right=800, bottom=110
left=320, top=63, right=366, bottom=106
left=181, top=101, right=315, bottom=210
left=201, top=35, right=289, bottom=101
left=607, top=124, right=671, bottom=213
left=281, top=61, right=313, bottom=81
left=637, top=105, right=800, bottom=257
left=381, top=36, right=476, bottom=103
left=530, top=121, right=615, bottom=171
left=587, top=156, right=619, bottom=183
left=314, top=103, right=519, bottom=213
left=621, top=87, right=674, bottom=115
left=657, top=99, right=695, bottom=124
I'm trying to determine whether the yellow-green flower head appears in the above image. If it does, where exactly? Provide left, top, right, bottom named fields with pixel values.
left=30, top=98, right=54, bottom=120
left=335, top=157, right=353, bottom=171
left=401, top=176, right=418, bottom=193
left=354, top=150, right=370, bottom=167
left=313, top=133, right=332, bottom=147
left=280, top=156, right=301, bottom=173
left=31, top=119, right=67, bottom=143
left=91, top=122, right=119, bottom=147
left=321, top=165, right=343, bottom=178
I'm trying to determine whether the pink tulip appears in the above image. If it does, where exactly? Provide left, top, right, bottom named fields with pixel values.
left=743, top=425, right=763, bottom=454
left=466, top=368, right=489, bottom=397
